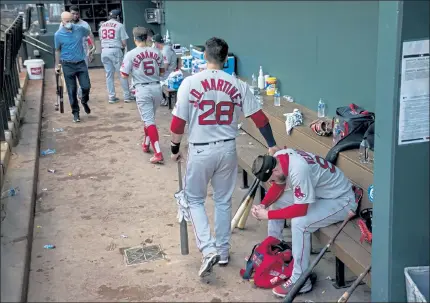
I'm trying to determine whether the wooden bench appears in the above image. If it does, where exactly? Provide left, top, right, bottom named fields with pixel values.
left=162, top=85, right=177, bottom=110
left=237, top=95, right=373, bottom=288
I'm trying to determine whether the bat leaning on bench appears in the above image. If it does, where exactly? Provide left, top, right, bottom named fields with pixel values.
left=283, top=209, right=357, bottom=303
left=231, top=178, right=260, bottom=231
left=337, top=265, right=371, bottom=302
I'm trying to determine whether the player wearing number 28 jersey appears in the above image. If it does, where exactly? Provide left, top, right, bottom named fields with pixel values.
left=250, top=148, right=357, bottom=297
left=121, top=27, right=165, bottom=164
left=170, top=37, right=280, bottom=277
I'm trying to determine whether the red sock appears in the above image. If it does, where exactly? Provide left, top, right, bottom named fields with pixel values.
left=147, top=125, right=161, bottom=154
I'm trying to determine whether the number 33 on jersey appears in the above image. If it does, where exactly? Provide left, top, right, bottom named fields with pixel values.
left=172, top=70, right=261, bottom=144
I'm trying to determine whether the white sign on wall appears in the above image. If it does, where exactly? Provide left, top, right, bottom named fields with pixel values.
left=398, top=39, right=430, bottom=145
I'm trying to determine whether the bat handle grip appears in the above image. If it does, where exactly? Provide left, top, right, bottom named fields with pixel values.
left=178, top=161, right=183, bottom=190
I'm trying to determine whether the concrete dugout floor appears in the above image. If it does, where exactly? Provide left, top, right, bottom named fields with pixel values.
left=27, top=69, right=370, bottom=302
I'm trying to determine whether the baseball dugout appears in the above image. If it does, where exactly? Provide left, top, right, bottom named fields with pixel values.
left=236, top=95, right=373, bottom=289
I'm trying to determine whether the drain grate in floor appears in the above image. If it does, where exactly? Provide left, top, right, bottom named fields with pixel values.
left=123, top=244, right=165, bottom=266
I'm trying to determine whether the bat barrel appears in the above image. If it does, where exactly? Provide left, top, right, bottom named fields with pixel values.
left=180, top=219, right=189, bottom=255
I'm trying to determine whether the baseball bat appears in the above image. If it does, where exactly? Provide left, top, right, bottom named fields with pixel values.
left=283, top=210, right=356, bottom=303
left=59, top=65, right=64, bottom=114
left=337, top=265, right=371, bottom=303
left=55, top=72, right=60, bottom=111
left=237, top=193, right=254, bottom=229
left=177, top=161, right=189, bottom=255
left=231, top=178, right=260, bottom=231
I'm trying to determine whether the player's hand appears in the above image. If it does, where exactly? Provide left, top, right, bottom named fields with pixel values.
left=268, top=145, right=280, bottom=156
left=251, top=207, right=269, bottom=221
left=251, top=204, right=266, bottom=212
left=171, top=151, right=183, bottom=162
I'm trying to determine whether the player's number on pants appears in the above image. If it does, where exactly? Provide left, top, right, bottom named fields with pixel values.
left=198, top=100, right=234, bottom=125
left=315, top=155, right=336, bottom=173
left=101, top=29, right=115, bottom=39
left=143, top=61, right=155, bottom=76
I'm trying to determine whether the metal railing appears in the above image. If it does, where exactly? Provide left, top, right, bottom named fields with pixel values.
left=0, top=15, right=23, bottom=142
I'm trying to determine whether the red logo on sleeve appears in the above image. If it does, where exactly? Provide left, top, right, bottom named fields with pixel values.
left=294, top=185, right=306, bottom=200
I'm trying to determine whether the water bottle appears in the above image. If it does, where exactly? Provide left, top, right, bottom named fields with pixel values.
left=332, top=119, right=341, bottom=146
left=359, top=138, right=370, bottom=164
left=274, top=88, right=281, bottom=107
left=44, top=245, right=56, bottom=249
left=317, top=98, right=325, bottom=118
left=1, top=187, right=19, bottom=199
left=41, top=149, right=56, bottom=156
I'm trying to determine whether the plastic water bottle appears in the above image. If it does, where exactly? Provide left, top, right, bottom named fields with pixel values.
left=1, top=187, right=19, bottom=199
left=317, top=98, right=325, bottom=118
left=41, top=149, right=56, bottom=156
left=359, top=138, right=370, bottom=163
left=44, top=245, right=56, bottom=249
left=258, top=66, right=265, bottom=90
left=250, top=73, right=258, bottom=95
left=332, top=119, right=341, bottom=146
left=274, top=88, right=281, bottom=106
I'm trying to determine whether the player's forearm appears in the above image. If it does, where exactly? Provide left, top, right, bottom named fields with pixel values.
left=268, top=203, right=308, bottom=220
left=120, top=72, right=129, bottom=79
left=260, top=182, right=286, bottom=207
left=170, top=115, right=186, bottom=154
left=171, top=133, right=183, bottom=144
left=249, top=110, right=277, bottom=147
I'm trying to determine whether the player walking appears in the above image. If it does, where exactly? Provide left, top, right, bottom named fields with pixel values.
left=170, top=37, right=280, bottom=277
left=152, top=34, right=178, bottom=106
left=100, top=9, right=134, bottom=104
left=250, top=149, right=357, bottom=297
left=120, top=27, right=165, bottom=164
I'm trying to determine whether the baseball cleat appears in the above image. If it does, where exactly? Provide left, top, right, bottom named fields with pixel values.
left=218, top=253, right=230, bottom=266
left=142, top=142, right=151, bottom=153
left=199, top=253, right=220, bottom=277
left=150, top=153, right=164, bottom=164
left=272, top=272, right=317, bottom=298
left=124, top=96, right=136, bottom=103
left=108, top=97, right=120, bottom=104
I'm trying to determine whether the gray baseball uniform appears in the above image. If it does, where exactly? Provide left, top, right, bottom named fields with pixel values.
left=99, top=19, right=132, bottom=101
left=161, top=44, right=178, bottom=81
left=172, top=69, right=261, bottom=258
left=268, top=148, right=356, bottom=290
left=121, top=46, right=163, bottom=122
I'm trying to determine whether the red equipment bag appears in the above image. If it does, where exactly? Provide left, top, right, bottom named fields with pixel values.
left=240, top=236, right=294, bottom=288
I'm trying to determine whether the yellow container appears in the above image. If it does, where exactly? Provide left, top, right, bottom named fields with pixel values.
left=266, top=77, right=277, bottom=95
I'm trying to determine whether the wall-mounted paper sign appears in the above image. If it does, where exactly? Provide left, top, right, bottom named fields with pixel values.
left=398, top=39, right=429, bottom=145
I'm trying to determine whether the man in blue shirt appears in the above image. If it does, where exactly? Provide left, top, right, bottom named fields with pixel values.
left=55, top=12, right=91, bottom=122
